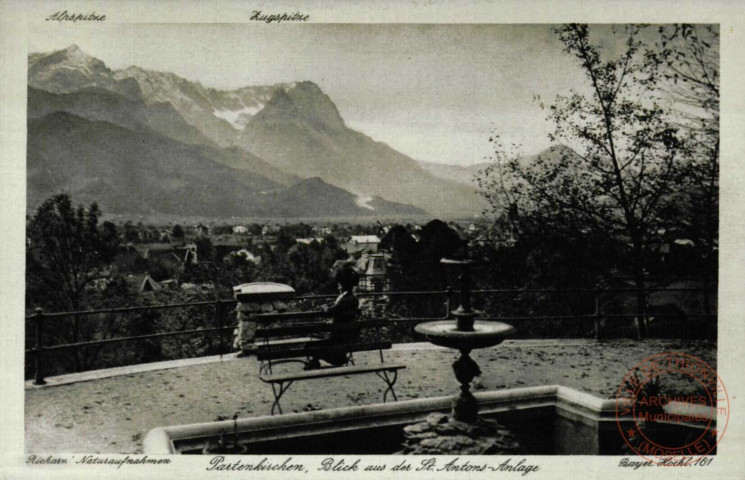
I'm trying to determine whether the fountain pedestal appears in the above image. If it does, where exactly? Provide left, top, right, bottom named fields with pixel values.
left=416, top=320, right=515, bottom=423
left=453, top=350, right=480, bottom=423
left=404, top=252, right=520, bottom=455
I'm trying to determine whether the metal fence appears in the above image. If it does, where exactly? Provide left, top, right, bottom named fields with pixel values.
left=25, top=287, right=716, bottom=385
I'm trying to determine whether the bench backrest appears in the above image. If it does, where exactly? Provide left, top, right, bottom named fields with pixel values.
left=253, top=311, right=390, bottom=363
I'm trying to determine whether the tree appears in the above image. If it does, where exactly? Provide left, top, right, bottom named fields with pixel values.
left=652, top=25, right=719, bottom=313
left=478, top=25, right=687, bottom=337
left=123, top=221, right=140, bottom=243
left=172, top=224, right=185, bottom=239
left=26, top=194, right=119, bottom=312
left=275, top=229, right=296, bottom=253
left=26, top=194, right=120, bottom=370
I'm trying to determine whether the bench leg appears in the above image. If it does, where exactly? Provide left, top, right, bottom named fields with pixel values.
left=376, top=370, right=399, bottom=403
left=270, top=380, right=294, bottom=415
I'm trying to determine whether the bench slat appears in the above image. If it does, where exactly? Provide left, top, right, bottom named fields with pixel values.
left=256, top=341, right=392, bottom=361
left=256, top=320, right=386, bottom=338
left=260, top=363, right=406, bottom=383
left=252, top=310, right=326, bottom=324
left=259, top=337, right=317, bottom=348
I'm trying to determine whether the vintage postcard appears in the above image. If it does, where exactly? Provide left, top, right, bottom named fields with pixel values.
left=1, top=0, right=744, bottom=479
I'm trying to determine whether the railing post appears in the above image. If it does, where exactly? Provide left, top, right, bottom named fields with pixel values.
left=33, top=308, right=46, bottom=385
left=593, top=286, right=601, bottom=340
left=216, top=300, right=224, bottom=357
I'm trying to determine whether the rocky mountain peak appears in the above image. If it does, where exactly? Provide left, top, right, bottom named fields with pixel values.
left=251, top=80, right=345, bottom=132
left=29, top=45, right=141, bottom=99
left=289, top=80, right=322, bottom=94
left=251, top=88, right=300, bottom=122
left=296, top=176, right=330, bottom=187
left=33, top=44, right=106, bottom=75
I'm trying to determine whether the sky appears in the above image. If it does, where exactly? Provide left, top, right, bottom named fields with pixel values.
left=29, top=23, right=596, bottom=166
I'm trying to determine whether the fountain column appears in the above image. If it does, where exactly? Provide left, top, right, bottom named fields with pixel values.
left=448, top=256, right=480, bottom=422
left=404, top=244, right=521, bottom=455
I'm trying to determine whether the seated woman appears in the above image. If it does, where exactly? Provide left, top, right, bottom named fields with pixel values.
left=305, top=266, right=360, bottom=369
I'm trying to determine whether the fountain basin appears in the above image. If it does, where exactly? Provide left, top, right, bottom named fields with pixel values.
left=143, top=385, right=711, bottom=455
left=415, top=320, right=515, bottom=350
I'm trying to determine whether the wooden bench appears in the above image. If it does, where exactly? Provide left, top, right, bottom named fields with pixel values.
left=253, top=311, right=406, bottom=415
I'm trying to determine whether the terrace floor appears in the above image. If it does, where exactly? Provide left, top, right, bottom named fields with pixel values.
left=25, top=338, right=715, bottom=453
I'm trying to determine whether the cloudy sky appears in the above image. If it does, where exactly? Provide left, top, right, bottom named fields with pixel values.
left=30, top=23, right=596, bottom=166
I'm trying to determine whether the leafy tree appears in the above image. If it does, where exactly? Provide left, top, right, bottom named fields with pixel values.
left=211, top=224, right=233, bottom=235
left=279, top=223, right=313, bottom=238
left=172, top=224, right=185, bottom=238
left=478, top=25, right=687, bottom=337
left=26, top=194, right=119, bottom=312
left=26, top=194, right=121, bottom=370
left=193, top=236, right=215, bottom=262
left=123, top=221, right=140, bottom=243
left=323, top=234, right=340, bottom=251
left=275, top=230, right=296, bottom=253
left=652, top=25, right=719, bottom=312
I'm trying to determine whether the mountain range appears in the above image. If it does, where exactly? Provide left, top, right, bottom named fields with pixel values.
left=27, top=45, right=489, bottom=218
left=417, top=145, right=581, bottom=188
left=417, top=160, right=491, bottom=187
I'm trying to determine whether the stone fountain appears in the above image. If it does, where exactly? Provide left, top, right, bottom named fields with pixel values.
left=404, top=243, right=521, bottom=454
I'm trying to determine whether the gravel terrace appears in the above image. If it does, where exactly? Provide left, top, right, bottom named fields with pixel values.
left=25, top=339, right=715, bottom=453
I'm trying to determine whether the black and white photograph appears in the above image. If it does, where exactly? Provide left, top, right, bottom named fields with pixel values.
left=2, top=0, right=744, bottom=478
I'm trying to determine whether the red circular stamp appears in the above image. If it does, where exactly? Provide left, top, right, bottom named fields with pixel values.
left=615, top=352, right=728, bottom=465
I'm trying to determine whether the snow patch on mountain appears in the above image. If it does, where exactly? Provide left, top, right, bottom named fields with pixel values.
left=213, top=105, right=264, bottom=130
left=352, top=191, right=375, bottom=211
